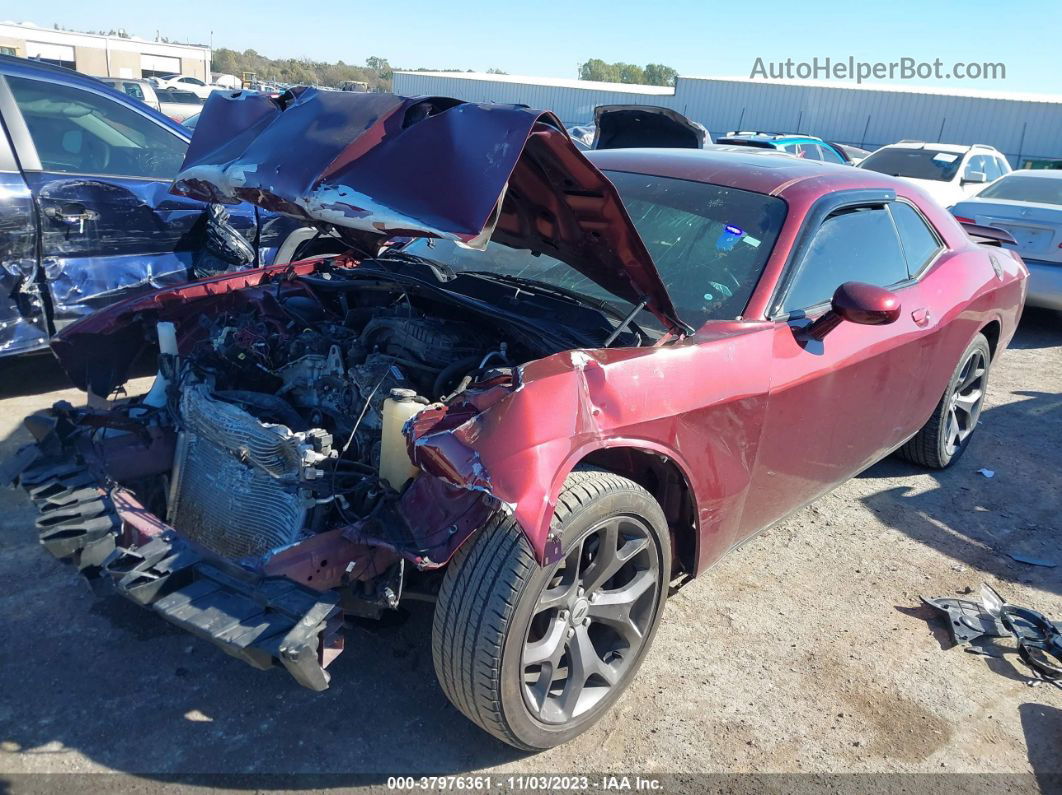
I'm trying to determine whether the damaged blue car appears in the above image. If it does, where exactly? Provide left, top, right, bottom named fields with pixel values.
left=0, top=55, right=321, bottom=357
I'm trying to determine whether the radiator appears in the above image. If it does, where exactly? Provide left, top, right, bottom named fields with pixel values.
left=167, top=383, right=331, bottom=559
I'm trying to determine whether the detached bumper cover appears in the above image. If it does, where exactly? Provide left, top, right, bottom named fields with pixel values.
left=12, top=450, right=342, bottom=691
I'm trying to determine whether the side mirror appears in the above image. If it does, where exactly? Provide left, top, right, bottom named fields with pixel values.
left=962, top=171, right=987, bottom=185
left=804, top=282, right=901, bottom=340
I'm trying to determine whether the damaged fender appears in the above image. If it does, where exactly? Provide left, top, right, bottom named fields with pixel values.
left=407, top=327, right=774, bottom=568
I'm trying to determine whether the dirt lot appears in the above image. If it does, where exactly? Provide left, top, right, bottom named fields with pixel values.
left=0, top=309, right=1059, bottom=788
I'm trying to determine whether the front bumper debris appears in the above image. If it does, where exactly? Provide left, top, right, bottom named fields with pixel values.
left=13, top=451, right=343, bottom=691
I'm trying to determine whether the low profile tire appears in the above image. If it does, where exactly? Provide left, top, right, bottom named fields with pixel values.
left=898, top=332, right=991, bottom=469
left=431, top=468, right=671, bottom=750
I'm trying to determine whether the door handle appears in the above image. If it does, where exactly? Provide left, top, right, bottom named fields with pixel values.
left=911, top=307, right=931, bottom=327
left=43, top=203, right=99, bottom=232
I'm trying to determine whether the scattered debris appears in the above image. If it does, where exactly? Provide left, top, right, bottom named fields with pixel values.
left=922, top=584, right=1062, bottom=684
left=976, top=468, right=995, bottom=478
left=1007, top=552, right=1058, bottom=568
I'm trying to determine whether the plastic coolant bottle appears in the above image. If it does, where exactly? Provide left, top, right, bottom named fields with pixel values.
left=379, top=388, right=424, bottom=489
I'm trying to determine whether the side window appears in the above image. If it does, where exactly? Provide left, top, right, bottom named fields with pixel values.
left=783, top=144, right=800, bottom=155
left=890, top=202, right=942, bottom=275
left=818, top=144, right=846, bottom=164
left=797, top=143, right=822, bottom=160
left=122, top=82, right=145, bottom=101
left=8, top=76, right=187, bottom=180
left=963, top=155, right=987, bottom=180
left=180, top=77, right=205, bottom=86
left=995, top=157, right=1011, bottom=176
left=783, top=206, right=908, bottom=312
left=982, top=157, right=1001, bottom=182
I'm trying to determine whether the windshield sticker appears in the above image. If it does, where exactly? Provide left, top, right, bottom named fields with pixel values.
left=933, top=153, right=959, bottom=163
left=715, top=224, right=746, bottom=252
left=715, top=233, right=738, bottom=252
left=742, top=235, right=761, bottom=248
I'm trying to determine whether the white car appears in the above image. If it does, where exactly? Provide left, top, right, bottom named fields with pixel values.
left=858, top=141, right=1012, bottom=207
left=150, top=74, right=220, bottom=100
left=951, top=169, right=1062, bottom=310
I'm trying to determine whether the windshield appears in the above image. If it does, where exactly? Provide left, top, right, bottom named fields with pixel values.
left=404, top=171, right=785, bottom=332
left=978, top=174, right=1062, bottom=206
left=860, top=148, right=964, bottom=181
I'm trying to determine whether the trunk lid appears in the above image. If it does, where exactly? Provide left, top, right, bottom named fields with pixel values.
left=592, top=105, right=709, bottom=150
left=951, top=198, right=1062, bottom=263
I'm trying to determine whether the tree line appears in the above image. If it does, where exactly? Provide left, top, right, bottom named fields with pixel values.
left=578, top=59, right=678, bottom=87
left=210, top=49, right=510, bottom=91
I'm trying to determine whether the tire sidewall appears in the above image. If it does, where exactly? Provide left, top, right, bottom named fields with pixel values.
left=936, top=334, right=992, bottom=466
left=496, top=487, right=671, bottom=750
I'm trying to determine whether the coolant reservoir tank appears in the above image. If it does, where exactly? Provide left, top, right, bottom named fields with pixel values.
left=380, top=388, right=424, bottom=489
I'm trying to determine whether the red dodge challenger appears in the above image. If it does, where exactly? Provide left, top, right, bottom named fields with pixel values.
left=5, top=88, right=1027, bottom=750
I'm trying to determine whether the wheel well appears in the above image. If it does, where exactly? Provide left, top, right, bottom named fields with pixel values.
left=980, top=320, right=1001, bottom=359
left=579, top=447, right=698, bottom=578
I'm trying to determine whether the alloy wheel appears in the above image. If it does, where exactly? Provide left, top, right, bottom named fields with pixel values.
left=521, top=515, right=660, bottom=724
left=945, top=347, right=988, bottom=457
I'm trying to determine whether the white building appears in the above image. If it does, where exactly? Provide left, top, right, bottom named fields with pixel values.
left=394, top=71, right=1062, bottom=167
left=0, top=21, right=210, bottom=81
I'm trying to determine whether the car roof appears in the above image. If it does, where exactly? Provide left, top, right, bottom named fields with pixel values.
left=586, top=147, right=904, bottom=201
left=1004, top=168, right=1062, bottom=180
left=722, top=130, right=823, bottom=142
left=883, top=140, right=1002, bottom=155
left=100, top=76, right=152, bottom=85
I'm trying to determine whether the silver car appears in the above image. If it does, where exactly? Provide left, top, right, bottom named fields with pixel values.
left=951, top=169, right=1062, bottom=311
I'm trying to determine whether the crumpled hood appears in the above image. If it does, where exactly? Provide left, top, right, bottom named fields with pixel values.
left=593, top=105, right=709, bottom=150
left=172, top=87, right=683, bottom=331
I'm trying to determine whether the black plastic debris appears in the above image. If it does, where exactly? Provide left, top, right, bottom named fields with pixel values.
left=1008, top=551, right=1058, bottom=568
left=923, top=584, right=1062, bottom=684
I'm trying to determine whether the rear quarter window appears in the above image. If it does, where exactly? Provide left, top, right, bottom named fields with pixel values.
left=890, top=202, right=942, bottom=275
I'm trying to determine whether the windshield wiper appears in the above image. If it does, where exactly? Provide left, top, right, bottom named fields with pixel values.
left=460, top=271, right=647, bottom=340
left=374, top=249, right=457, bottom=283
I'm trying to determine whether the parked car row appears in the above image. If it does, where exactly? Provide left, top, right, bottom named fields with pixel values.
left=565, top=105, right=1055, bottom=310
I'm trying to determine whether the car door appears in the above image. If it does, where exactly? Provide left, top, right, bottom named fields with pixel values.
left=0, top=71, right=258, bottom=334
left=740, top=194, right=934, bottom=535
left=0, top=111, right=47, bottom=355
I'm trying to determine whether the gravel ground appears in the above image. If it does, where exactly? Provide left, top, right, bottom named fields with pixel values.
left=0, top=309, right=1059, bottom=788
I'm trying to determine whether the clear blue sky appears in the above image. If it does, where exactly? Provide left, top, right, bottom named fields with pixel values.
left=5, top=0, right=1061, bottom=93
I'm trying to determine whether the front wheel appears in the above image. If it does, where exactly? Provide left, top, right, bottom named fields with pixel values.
left=431, top=469, right=671, bottom=750
left=898, top=333, right=991, bottom=469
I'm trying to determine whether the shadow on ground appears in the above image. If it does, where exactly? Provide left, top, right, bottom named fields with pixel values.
left=858, top=309, right=1062, bottom=598
left=1019, top=702, right=1062, bottom=789
left=0, top=308, right=1057, bottom=783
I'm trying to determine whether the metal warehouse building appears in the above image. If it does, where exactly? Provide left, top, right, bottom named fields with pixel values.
left=394, top=71, right=1062, bottom=167
left=0, top=21, right=210, bottom=82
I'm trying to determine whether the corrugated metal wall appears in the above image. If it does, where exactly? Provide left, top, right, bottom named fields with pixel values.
left=394, top=72, right=1062, bottom=165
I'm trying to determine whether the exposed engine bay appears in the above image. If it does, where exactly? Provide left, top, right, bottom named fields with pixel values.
left=156, top=262, right=542, bottom=566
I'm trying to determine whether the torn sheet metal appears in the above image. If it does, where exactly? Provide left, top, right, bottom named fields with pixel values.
left=0, top=173, right=49, bottom=354
left=23, top=171, right=260, bottom=337
left=173, top=87, right=683, bottom=332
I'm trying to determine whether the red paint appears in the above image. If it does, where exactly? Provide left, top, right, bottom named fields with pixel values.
left=405, top=151, right=1027, bottom=571
left=49, top=150, right=1027, bottom=580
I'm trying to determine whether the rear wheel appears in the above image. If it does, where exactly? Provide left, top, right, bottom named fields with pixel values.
left=431, top=469, right=671, bottom=750
left=898, top=333, right=991, bottom=469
